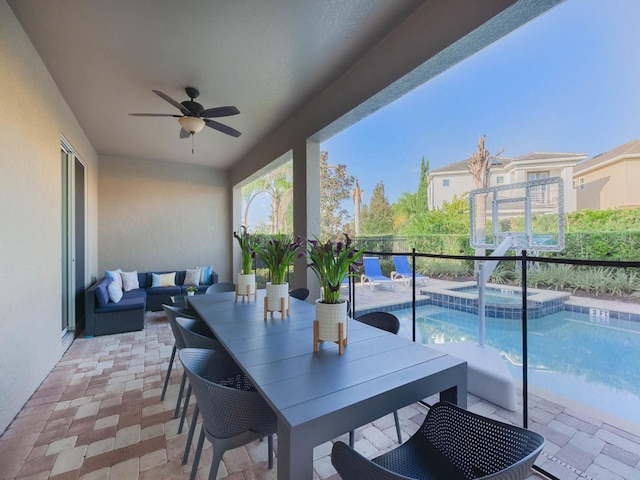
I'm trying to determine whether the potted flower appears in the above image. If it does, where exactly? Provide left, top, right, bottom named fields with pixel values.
left=185, top=285, right=198, bottom=296
left=306, top=234, right=364, bottom=354
left=233, top=226, right=257, bottom=301
left=255, top=233, right=304, bottom=318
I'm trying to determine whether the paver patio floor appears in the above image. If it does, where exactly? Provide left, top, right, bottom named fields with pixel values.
left=1, top=296, right=638, bottom=479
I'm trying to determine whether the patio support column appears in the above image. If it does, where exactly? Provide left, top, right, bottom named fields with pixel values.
left=292, top=139, right=321, bottom=299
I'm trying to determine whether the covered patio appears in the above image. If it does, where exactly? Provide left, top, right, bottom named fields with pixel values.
left=2, top=300, right=639, bottom=479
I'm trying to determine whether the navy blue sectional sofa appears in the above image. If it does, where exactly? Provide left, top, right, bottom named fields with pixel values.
left=85, top=269, right=218, bottom=337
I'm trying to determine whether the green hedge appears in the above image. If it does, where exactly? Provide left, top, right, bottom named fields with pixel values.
left=355, top=231, right=640, bottom=261
left=561, top=231, right=640, bottom=261
left=354, top=234, right=472, bottom=256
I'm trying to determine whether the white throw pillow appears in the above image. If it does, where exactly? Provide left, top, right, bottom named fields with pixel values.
left=121, top=270, right=139, bottom=292
left=107, top=282, right=123, bottom=303
left=184, top=268, right=201, bottom=286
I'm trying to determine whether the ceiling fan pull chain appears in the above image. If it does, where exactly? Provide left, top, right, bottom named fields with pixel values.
left=191, top=134, right=195, bottom=155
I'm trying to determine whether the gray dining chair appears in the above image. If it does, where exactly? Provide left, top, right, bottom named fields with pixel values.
left=160, top=304, right=196, bottom=402
left=350, top=311, right=402, bottom=447
left=162, top=304, right=216, bottom=425
left=205, top=282, right=236, bottom=294
left=174, top=317, right=224, bottom=465
left=179, top=348, right=277, bottom=480
left=332, top=401, right=545, bottom=480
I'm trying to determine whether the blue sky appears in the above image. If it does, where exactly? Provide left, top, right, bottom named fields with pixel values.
left=321, top=0, right=640, bottom=208
left=247, top=0, right=640, bottom=227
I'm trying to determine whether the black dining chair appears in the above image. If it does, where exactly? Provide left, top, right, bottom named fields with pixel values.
left=350, top=311, right=402, bottom=447
left=289, top=287, right=310, bottom=301
left=179, top=348, right=277, bottom=480
left=332, top=401, right=545, bottom=480
left=205, top=282, right=236, bottom=294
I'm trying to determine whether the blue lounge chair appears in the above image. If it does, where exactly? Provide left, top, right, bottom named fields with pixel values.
left=361, top=257, right=395, bottom=290
left=391, top=256, right=429, bottom=287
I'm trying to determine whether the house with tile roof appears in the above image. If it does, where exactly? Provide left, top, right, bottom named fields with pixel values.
left=427, top=151, right=586, bottom=212
left=573, top=139, right=640, bottom=210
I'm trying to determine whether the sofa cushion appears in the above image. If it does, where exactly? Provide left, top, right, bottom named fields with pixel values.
left=137, top=272, right=148, bottom=288
left=95, top=294, right=145, bottom=313
left=105, top=269, right=123, bottom=290
left=122, top=289, right=147, bottom=301
left=184, top=268, right=201, bottom=286
left=107, top=282, right=123, bottom=303
left=95, top=279, right=111, bottom=308
left=121, top=270, right=140, bottom=292
left=147, top=286, right=182, bottom=296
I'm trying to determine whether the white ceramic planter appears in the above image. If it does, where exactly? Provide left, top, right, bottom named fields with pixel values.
left=315, top=299, right=348, bottom=342
left=266, top=282, right=289, bottom=312
left=237, top=273, right=256, bottom=296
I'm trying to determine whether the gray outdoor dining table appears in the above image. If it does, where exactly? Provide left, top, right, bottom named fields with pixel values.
left=189, top=290, right=467, bottom=480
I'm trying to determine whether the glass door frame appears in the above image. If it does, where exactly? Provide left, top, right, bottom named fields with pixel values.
left=61, top=136, right=87, bottom=348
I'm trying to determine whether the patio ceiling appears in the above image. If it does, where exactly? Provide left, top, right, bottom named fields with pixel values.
left=7, top=0, right=425, bottom=168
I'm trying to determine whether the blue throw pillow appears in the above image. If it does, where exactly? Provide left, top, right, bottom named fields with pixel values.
left=105, top=269, right=122, bottom=290
left=198, top=266, right=213, bottom=285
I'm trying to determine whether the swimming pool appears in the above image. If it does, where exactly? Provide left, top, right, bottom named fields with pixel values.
left=455, top=285, right=528, bottom=304
left=392, top=304, right=640, bottom=423
left=421, top=281, right=570, bottom=319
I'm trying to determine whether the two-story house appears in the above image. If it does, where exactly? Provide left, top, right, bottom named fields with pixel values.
left=573, top=139, right=640, bottom=210
left=428, top=151, right=586, bottom=212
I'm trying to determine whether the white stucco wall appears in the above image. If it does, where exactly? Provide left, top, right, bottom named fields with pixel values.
left=0, top=0, right=99, bottom=434
left=98, top=156, right=230, bottom=281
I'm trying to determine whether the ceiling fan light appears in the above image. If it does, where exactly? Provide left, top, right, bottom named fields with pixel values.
left=178, top=116, right=205, bottom=134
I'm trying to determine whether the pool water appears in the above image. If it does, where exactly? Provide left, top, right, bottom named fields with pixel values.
left=393, top=305, right=640, bottom=423
left=454, top=286, right=528, bottom=305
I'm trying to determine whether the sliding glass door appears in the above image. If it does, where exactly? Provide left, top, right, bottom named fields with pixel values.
left=61, top=139, right=86, bottom=345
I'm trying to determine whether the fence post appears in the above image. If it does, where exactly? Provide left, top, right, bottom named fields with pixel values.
left=521, top=249, right=529, bottom=428
left=411, top=248, right=416, bottom=343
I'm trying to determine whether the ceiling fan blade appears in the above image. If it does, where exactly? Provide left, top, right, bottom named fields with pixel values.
left=152, top=90, right=189, bottom=114
left=129, top=113, right=181, bottom=117
left=201, top=106, right=240, bottom=118
left=180, top=128, right=190, bottom=139
left=204, top=119, right=241, bottom=137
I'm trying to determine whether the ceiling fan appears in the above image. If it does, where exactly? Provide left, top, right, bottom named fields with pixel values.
left=129, top=87, right=241, bottom=139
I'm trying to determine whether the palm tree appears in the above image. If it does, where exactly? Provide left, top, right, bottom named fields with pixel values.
left=241, top=178, right=267, bottom=227
left=468, top=135, right=503, bottom=258
left=262, top=162, right=293, bottom=233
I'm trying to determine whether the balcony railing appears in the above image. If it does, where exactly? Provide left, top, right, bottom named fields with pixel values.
left=344, top=248, right=640, bottom=480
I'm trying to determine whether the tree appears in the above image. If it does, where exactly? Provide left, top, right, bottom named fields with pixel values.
left=240, top=162, right=293, bottom=234
left=263, top=163, right=293, bottom=233
left=416, top=156, right=430, bottom=211
left=241, top=177, right=266, bottom=227
left=468, top=135, right=503, bottom=189
left=361, top=182, right=394, bottom=234
left=393, top=191, right=418, bottom=231
left=401, top=193, right=469, bottom=236
left=393, top=156, right=430, bottom=233
left=468, top=135, right=503, bottom=260
left=320, top=151, right=354, bottom=240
